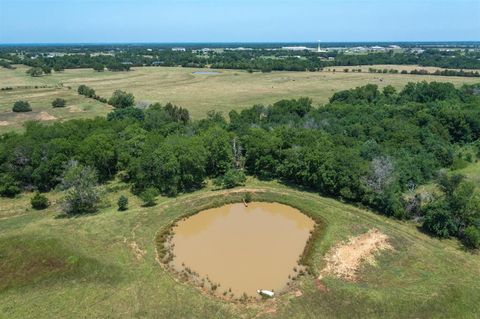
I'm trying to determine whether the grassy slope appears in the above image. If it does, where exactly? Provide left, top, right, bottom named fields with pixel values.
left=0, top=179, right=479, bottom=319
left=1, top=65, right=479, bottom=132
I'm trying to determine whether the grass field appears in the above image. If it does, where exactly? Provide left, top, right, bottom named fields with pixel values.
left=1, top=179, right=479, bottom=318
left=1, top=65, right=479, bottom=132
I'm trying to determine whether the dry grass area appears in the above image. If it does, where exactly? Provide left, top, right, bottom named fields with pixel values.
left=319, top=229, right=393, bottom=281
left=1, top=64, right=479, bottom=132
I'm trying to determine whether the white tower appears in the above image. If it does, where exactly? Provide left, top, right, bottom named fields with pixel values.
left=317, top=40, right=321, bottom=53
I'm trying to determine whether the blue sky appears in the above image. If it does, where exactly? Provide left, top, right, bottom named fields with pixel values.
left=0, top=0, right=479, bottom=43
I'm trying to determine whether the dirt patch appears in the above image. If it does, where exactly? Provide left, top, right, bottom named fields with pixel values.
left=37, top=112, right=57, bottom=121
left=254, top=300, right=277, bottom=317
left=0, top=121, right=9, bottom=126
left=68, top=105, right=84, bottom=113
left=315, top=279, right=329, bottom=292
left=319, top=229, right=392, bottom=281
left=129, top=241, right=147, bottom=261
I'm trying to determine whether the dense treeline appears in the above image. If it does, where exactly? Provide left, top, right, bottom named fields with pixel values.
left=0, top=81, right=479, bottom=247
left=1, top=47, right=480, bottom=73
left=367, top=67, right=480, bottom=78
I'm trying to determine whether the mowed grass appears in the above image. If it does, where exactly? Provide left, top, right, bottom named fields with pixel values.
left=0, top=179, right=479, bottom=318
left=1, top=64, right=479, bottom=132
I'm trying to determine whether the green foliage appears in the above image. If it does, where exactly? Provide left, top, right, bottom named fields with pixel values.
left=0, top=174, right=21, bottom=197
left=451, top=157, right=469, bottom=170
left=422, top=200, right=457, bottom=238
left=93, top=63, right=105, bottom=72
left=107, top=107, right=144, bottom=121
left=59, top=161, right=100, bottom=215
left=77, top=84, right=96, bottom=98
left=26, top=67, right=43, bottom=77
left=108, top=90, right=135, bottom=108
left=30, top=192, right=49, bottom=210
left=53, top=64, right=64, bottom=72
left=41, top=65, right=52, bottom=74
left=400, top=81, right=459, bottom=103
left=1, top=81, right=480, bottom=247
left=132, top=135, right=207, bottom=196
left=107, top=63, right=131, bottom=71
left=214, top=169, right=246, bottom=189
left=201, top=126, right=233, bottom=176
left=382, top=85, right=397, bottom=97
left=51, top=98, right=66, bottom=108
left=140, top=187, right=158, bottom=207
left=244, top=192, right=253, bottom=203
left=78, top=133, right=117, bottom=181
left=330, top=84, right=380, bottom=104
left=12, top=100, right=32, bottom=112
left=117, top=195, right=128, bottom=211
left=463, top=226, right=480, bottom=249
left=422, top=174, right=480, bottom=241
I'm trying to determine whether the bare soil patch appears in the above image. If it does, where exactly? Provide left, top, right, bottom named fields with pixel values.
left=0, top=121, right=9, bottom=126
left=319, top=229, right=392, bottom=281
left=37, top=112, right=57, bottom=121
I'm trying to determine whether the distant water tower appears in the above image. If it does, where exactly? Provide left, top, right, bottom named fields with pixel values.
left=317, top=40, right=321, bottom=53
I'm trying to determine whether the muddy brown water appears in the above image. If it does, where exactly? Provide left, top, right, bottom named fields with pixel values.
left=169, top=202, right=315, bottom=297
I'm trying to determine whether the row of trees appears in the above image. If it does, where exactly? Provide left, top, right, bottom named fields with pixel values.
left=4, top=47, right=480, bottom=73
left=1, top=81, right=479, bottom=247
left=367, top=67, right=480, bottom=77
left=77, top=85, right=107, bottom=103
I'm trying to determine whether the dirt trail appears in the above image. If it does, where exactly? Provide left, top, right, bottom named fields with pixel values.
left=38, top=112, right=57, bottom=121
left=319, top=229, right=392, bottom=281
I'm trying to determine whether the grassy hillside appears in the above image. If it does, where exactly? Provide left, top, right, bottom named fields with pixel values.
left=1, top=179, right=479, bottom=319
left=1, top=65, right=478, bottom=132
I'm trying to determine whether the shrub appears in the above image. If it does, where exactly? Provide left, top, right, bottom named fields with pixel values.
left=117, top=195, right=129, bottom=211
left=107, top=107, right=145, bottom=121
left=140, top=187, right=158, bottom=207
left=463, top=226, right=480, bottom=249
left=0, top=174, right=21, bottom=197
left=422, top=201, right=457, bottom=238
left=12, top=100, right=32, bottom=112
left=31, top=192, right=50, bottom=210
left=59, top=160, right=100, bottom=215
left=93, top=63, right=105, bottom=72
left=77, top=85, right=96, bottom=98
left=244, top=192, right=253, bottom=203
left=52, top=98, right=66, bottom=108
left=451, top=157, right=468, bottom=170
left=26, top=67, right=44, bottom=77
left=108, top=90, right=135, bottom=108
left=214, top=169, right=246, bottom=189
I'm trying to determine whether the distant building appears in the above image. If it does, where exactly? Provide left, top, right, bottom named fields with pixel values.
left=282, top=46, right=309, bottom=51
left=172, top=47, right=186, bottom=52
left=411, top=48, right=425, bottom=54
left=352, top=46, right=367, bottom=52
left=371, top=46, right=386, bottom=51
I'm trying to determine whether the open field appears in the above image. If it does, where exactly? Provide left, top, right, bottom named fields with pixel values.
left=1, top=179, right=479, bottom=318
left=1, top=65, right=479, bottom=132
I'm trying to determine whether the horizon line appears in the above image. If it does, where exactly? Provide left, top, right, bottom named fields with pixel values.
left=1, top=40, right=480, bottom=46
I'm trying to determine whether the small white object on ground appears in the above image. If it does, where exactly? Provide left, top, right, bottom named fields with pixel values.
left=257, top=289, right=275, bottom=297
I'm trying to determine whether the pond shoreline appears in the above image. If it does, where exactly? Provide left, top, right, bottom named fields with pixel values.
left=154, top=190, right=326, bottom=303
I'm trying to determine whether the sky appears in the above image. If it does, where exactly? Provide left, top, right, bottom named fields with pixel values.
left=0, top=0, right=479, bottom=43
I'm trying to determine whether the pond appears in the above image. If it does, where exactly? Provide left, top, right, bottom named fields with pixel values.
left=192, top=71, right=221, bottom=75
left=168, top=202, right=315, bottom=298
